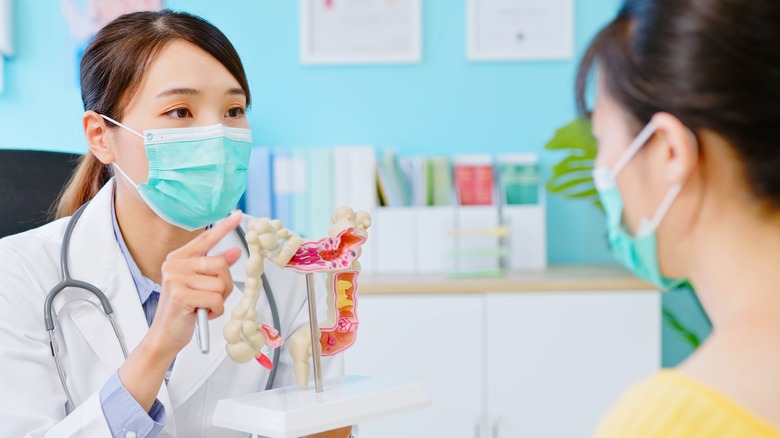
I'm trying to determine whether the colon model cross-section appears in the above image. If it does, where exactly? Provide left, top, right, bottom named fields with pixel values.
left=224, top=206, right=370, bottom=386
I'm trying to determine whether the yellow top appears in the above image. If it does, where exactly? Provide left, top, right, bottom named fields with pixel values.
left=595, top=370, right=780, bottom=438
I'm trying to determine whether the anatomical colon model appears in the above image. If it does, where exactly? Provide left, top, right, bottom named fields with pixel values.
left=223, top=206, right=371, bottom=387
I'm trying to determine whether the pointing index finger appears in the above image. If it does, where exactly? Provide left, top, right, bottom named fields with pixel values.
left=173, top=210, right=243, bottom=258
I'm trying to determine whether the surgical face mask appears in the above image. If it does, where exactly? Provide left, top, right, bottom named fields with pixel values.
left=592, top=120, right=686, bottom=291
left=101, top=115, right=252, bottom=231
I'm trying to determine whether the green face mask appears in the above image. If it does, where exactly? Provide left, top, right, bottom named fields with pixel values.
left=593, top=120, right=686, bottom=291
left=101, top=115, right=252, bottom=231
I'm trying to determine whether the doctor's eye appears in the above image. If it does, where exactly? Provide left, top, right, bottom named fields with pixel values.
left=165, top=107, right=193, bottom=119
left=225, top=106, right=245, bottom=118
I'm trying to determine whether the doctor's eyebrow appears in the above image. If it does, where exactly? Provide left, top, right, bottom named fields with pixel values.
left=156, top=87, right=246, bottom=98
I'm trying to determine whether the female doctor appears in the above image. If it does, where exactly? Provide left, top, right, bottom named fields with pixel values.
left=0, top=10, right=351, bottom=438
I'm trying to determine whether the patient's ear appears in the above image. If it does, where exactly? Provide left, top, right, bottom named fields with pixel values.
left=651, top=112, right=699, bottom=186
left=82, top=111, right=115, bottom=164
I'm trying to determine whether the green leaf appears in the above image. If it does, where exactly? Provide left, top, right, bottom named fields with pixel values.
left=547, top=176, right=594, bottom=194
left=544, top=118, right=598, bottom=156
left=551, top=156, right=595, bottom=176
left=662, top=306, right=702, bottom=349
left=566, top=188, right=599, bottom=199
left=544, top=118, right=601, bottom=208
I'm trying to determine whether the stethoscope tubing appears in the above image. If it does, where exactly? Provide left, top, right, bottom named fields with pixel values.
left=45, top=202, right=281, bottom=415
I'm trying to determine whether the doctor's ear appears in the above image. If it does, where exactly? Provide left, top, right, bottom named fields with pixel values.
left=82, top=111, right=116, bottom=165
left=649, top=112, right=699, bottom=185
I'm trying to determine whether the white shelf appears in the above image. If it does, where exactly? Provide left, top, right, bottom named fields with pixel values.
left=212, top=375, right=431, bottom=438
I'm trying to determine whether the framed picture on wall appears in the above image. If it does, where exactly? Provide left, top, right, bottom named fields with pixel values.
left=0, top=0, right=13, bottom=94
left=300, top=0, right=422, bottom=65
left=467, top=0, right=574, bottom=62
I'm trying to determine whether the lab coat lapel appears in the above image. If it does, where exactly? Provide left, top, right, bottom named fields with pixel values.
left=167, top=226, right=249, bottom=409
left=63, top=180, right=177, bottom=435
left=64, top=181, right=147, bottom=370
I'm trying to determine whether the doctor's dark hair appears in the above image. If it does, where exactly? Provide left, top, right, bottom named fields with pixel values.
left=576, top=0, right=780, bottom=210
left=56, top=9, right=251, bottom=218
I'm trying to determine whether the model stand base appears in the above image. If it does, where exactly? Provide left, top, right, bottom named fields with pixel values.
left=213, top=375, right=431, bottom=438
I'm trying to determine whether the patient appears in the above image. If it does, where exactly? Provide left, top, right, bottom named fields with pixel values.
left=578, top=0, right=780, bottom=436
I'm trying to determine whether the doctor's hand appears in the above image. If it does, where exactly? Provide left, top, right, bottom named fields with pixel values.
left=149, top=210, right=244, bottom=355
left=119, top=210, right=243, bottom=413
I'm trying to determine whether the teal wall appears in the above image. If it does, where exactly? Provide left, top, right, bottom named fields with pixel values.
left=0, top=0, right=705, bottom=365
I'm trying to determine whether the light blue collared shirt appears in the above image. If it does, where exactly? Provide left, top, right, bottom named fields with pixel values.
left=98, top=197, right=167, bottom=437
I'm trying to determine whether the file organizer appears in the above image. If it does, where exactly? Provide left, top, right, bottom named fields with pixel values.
left=416, top=206, right=456, bottom=274
left=371, top=153, right=547, bottom=275
left=497, top=153, right=547, bottom=271
left=448, top=155, right=506, bottom=277
left=373, top=207, right=417, bottom=274
left=450, top=206, right=505, bottom=276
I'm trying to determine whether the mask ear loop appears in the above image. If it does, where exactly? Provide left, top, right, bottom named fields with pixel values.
left=638, top=183, right=683, bottom=237
left=611, top=120, right=658, bottom=178
left=100, top=114, right=144, bottom=139
left=99, top=114, right=145, bottom=186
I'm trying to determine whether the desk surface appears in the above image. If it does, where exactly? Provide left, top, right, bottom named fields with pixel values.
left=358, top=265, right=654, bottom=295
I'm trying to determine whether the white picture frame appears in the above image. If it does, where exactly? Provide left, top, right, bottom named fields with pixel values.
left=467, top=0, right=574, bottom=62
left=0, top=0, right=12, bottom=94
left=300, top=0, right=422, bottom=65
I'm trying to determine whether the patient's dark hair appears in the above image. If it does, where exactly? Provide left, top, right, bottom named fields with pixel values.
left=56, top=9, right=250, bottom=218
left=576, top=0, right=780, bottom=210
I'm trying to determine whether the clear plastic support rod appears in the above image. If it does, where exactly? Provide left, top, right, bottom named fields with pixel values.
left=306, top=273, right=324, bottom=393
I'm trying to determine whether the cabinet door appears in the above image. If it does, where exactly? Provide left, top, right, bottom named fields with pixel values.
left=485, top=291, right=660, bottom=438
left=345, top=294, right=484, bottom=438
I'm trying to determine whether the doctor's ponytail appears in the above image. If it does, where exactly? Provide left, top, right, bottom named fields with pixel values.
left=55, top=153, right=110, bottom=218
left=55, top=9, right=251, bottom=218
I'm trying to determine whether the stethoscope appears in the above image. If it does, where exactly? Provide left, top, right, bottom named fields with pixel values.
left=44, top=202, right=282, bottom=415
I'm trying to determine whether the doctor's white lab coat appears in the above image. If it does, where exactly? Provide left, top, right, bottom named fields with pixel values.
left=0, top=180, right=343, bottom=437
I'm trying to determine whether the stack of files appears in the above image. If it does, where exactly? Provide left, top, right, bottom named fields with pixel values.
left=305, top=147, right=334, bottom=240
left=244, top=147, right=273, bottom=219
left=426, top=156, right=453, bottom=206
left=376, top=152, right=454, bottom=208
left=276, top=147, right=337, bottom=241
left=376, top=149, right=411, bottom=207
left=496, top=153, right=541, bottom=205
left=245, top=146, right=546, bottom=275
left=398, top=156, right=428, bottom=207
left=497, top=154, right=547, bottom=271
left=333, top=146, right=378, bottom=213
left=245, top=146, right=376, bottom=271
left=374, top=153, right=455, bottom=274
left=333, top=146, right=379, bottom=273
left=453, top=154, right=495, bottom=206
left=271, top=148, right=306, bottom=237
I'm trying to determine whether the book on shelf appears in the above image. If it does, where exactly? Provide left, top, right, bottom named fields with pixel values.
left=244, top=147, right=272, bottom=219
left=426, top=156, right=453, bottom=206
left=453, top=154, right=495, bottom=206
left=306, top=147, right=334, bottom=239
left=244, top=146, right=546, bottom=274
left=497, top=153, right=541, bottom=206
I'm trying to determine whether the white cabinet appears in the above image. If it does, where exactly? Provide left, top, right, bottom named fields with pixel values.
left=345, top=295, right=484, bottom=438
left=485, top=291, right=660, bottom=438
left=345, top=290, right=660, bottom=438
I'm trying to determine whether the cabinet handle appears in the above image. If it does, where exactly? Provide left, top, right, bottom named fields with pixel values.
left=474, top=415, right=482, bottom=438
left=490, top=415, right=500, bottom=438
